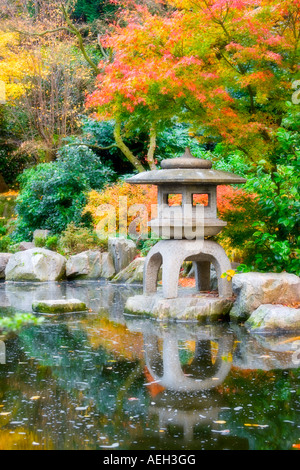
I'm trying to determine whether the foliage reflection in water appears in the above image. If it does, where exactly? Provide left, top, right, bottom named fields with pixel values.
left=0, top=282, right=299, bottom=450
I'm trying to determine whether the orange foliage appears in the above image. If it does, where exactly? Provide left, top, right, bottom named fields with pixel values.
left=178, top=278, right=196, bottom=288
left=86, top=0, right=300, bottom=161
left=80, top=317, right=144, bottom=361
left=143, top=366, right=165, bottom=397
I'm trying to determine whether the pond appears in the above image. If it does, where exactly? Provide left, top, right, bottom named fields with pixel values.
left=0, top=281, right=299, bottom=451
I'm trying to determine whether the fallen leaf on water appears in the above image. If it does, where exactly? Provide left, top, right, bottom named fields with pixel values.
left=30, top=396, right=41, bottom=400
left=214, top=420, right=227, bottom=424
left=244, top=423, right=269, bottom=428
left=211, top=429, right=230, bottom=434
left=100, top=443, right=119, bottom=449
left=0, top=412, right=11, bottom=416
left=277, top=336, right=300, bottom=345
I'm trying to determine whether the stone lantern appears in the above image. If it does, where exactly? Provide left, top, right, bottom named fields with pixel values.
left=125, top=148, right=246, bottom=320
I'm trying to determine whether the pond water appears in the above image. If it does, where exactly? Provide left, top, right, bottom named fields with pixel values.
left=0, top=281, right=299, bottom=451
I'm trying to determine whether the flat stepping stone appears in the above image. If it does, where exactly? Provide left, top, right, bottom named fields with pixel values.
left=125, top=291, right=233, bottom=322
left=32, top=299, right=88, bottom=314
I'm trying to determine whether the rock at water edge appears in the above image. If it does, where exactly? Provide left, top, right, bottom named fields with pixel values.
left=32, top=298, right=88, bottom=314
left=108, top=237, right=137, bottom=273
left=5, top=248, right=66, bottom=282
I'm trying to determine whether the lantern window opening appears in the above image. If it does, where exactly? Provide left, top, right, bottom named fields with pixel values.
left=192, top=193, right=210, bottom=207
left=167, top=193, right=183, bottom=207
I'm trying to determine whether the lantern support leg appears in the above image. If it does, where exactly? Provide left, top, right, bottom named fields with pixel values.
left=194, top=261, right=211, bottom=292
left=144, top=252, right=162, bottom=295
left=162, top=256, right=183, bottom=299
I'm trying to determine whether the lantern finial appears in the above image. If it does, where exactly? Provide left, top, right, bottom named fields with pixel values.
left=161, top=147, right=212, bottom=169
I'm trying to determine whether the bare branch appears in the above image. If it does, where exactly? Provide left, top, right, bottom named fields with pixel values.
left=15, top=27, right=72, bottom=37
left=60, top=4, right=100, bottom=75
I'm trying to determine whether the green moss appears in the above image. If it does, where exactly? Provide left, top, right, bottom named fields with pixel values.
left=32, top=300, right=88, bottom=314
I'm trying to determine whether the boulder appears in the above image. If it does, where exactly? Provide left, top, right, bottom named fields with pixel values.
left=230, top=272, right=300, bottom=321
left=66, top=250, right=115, bottom=280
left=108, top=237, right=137, bottom=273
left=66, top=250, right=102, bottom=280
left=100, top=252, right=116, bottom=279
left=5, top=248, right=66, bottom=282
left=111, top=257, right=145, bottom=284
left=0, top=253, right=12, bottom=279
left=245, top=304, right=300, bottom=333
left=32, top=298, right=87, bottom=314
left=18, top=242, right=35, bottom=251
left=125, top=292, right=233, bottom=322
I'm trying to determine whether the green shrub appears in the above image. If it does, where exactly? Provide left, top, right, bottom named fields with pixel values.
left=137, top=238, right=161, bottom=257
left=72, top=0, right=117, bottom=23
left=58, top=222, right=107, bottom=255
left=34, top=236, right=47, bottom=248
left=45, top=235, right=59, bottom=251
left=0, top=235, right=12, bottom=252
left=217, top=107, right=300, bottom=275
left=13, top=145, right=115, bottom=241
left=0, top=224, right=6, bottom=236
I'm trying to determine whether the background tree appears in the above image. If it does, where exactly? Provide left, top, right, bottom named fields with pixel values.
left=87, top=0, right=300, bottom=170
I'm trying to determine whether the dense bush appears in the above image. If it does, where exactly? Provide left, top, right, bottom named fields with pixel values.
left=72, top=0, right=117, bottom=23
left=68, top=117, right=157, bottom=175
left=0, top=149, right=30, bottom=187
left=58, top=222, right=108, bottom=255
left=241, top=112, right=300, bottom=275
left=218, top=108, right=300, bottom=275
left=13, top=145, right=115, bottom=241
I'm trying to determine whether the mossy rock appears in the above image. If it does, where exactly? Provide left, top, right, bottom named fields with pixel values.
left=32, top=299, right=88, bottom=314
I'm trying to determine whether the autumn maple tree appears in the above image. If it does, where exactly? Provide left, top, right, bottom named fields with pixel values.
left=87, top=0, right=300, bottom=171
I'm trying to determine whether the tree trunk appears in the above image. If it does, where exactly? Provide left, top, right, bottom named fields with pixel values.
left=0, top=173, right=9, bottom=193
left=114, top=121, right=145, bottom=173
left=147, top=127, right=157, bottom=170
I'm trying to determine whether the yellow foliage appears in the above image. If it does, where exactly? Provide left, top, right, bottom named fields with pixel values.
left=0, top=31, right=36, bottom=103
left=0, top=30, right=92, bottom=106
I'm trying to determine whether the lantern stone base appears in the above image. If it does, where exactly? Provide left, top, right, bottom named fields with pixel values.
left=144, top=239, right=233, bottom=299
left=124, top=290, right=233, bottom=322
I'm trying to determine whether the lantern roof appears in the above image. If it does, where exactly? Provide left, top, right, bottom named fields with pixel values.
left=126, top=148, right=246, bottom=185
